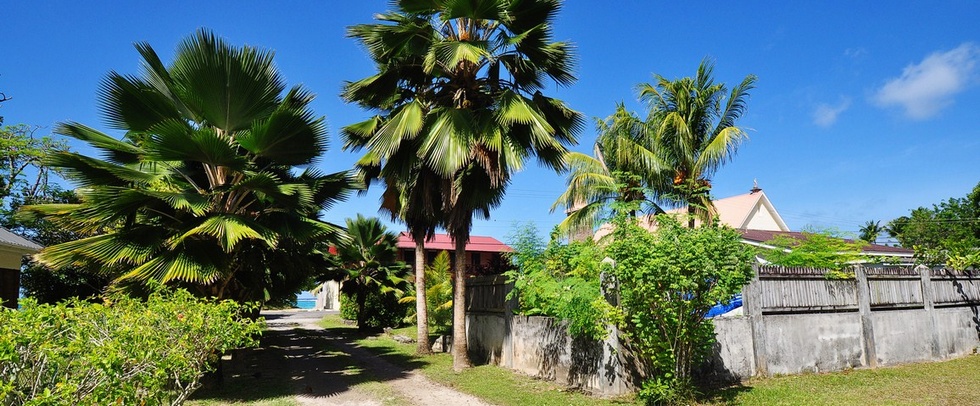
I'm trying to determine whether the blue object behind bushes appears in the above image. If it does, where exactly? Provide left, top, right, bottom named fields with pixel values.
left=706, top=294, right=742, bottom=318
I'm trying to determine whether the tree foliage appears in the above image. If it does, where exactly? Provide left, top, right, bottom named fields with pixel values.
left=22, top=30, right=355, bottom=303
left=400, top=251, right=454, bottom=335
left=606, top=213, right=754, bottom=404
left=888, top=182, right=980, bottom=269
left=859, top=220, right=884, bottom=244
left=0, top=288, right=261, bottom=405
left=505, top=222, right=610, bottom=339
left=0, top=124, right=69, bottom=204
left=761, top=228, right=869, bottom=277
left=556, top=60, right=755, bottom=232
left=344, top=0, right=582, bottom=369
left=329, top=215, right=410, bottom=331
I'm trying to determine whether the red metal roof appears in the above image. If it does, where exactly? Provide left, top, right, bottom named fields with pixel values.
left=396, top=232, right=513, bottom=253
left=740, top=229, right=913, bottom=255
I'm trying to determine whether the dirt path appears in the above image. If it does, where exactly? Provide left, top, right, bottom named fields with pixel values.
left=262, top=310, right=491, bottom=406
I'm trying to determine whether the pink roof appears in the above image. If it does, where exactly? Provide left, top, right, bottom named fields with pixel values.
left=396, top=233, right=513, bottom=253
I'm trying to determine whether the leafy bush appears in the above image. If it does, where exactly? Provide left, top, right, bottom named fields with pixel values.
left=0, top=288, right=261, bottom=405
left=339, top=290, right=409, bottom=330
left=607, top=214, right=754, bottom=405
left=505, top=223, right=611, bottom=340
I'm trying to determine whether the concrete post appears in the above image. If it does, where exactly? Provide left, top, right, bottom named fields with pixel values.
left=855, top=265, right=878, bottom=368
left=918, top=265, right=942, bottom=359
left=502, top=280, right=517, bottom=368
left=745, top=264, right=768, bottom=376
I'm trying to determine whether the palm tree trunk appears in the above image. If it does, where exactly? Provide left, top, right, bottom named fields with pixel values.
left=356, top=290, right=368, bottom=332
left=415, top=239, right=432, bottom=355
left=687, top=204, right=696, bottom=228
left=452, top=237, right=471, bottom=371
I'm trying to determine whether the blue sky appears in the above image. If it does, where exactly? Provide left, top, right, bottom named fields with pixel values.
left=2, top=1, right=978, bottom=245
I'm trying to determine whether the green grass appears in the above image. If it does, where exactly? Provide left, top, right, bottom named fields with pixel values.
left=321, top=315, right=980, bottom=406
left=700, top=354, right=980, bottom=405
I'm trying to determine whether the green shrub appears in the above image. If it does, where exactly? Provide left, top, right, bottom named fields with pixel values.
left=339, top=290, right=408, bottom=330
left=506, top=223, right=610, bottom=340
left=608, top=214, right=754, bottom=405
left=400, top=251, right=454, bottom=334
left=0, top=288, right=261, bottom=405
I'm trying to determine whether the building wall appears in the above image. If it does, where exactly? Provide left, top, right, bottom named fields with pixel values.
left=744, top=203, right=783, bottom=231
left=0, top=249, right=26, bottom=308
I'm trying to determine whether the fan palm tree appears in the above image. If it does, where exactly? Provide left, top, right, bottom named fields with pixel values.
left=343, top=0, right=582, bottom=370
left=21, top=30, right=355, bottom=303
left=639, top=59, right=756, bottom=227
left=330, top=215, right=410, bottom=332
left=860, top=220, right=884, bottom=244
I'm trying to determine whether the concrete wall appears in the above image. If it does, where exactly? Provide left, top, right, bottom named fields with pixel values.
left=763, top=312, right=865, bottom=374
left=468, top=265, right=980, bottom=395
left=466, top=313, right=638, bottom=396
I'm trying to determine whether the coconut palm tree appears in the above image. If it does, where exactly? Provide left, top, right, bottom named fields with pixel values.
left=330, top=215, right=410, bottom=332
left=551, top=105, right=668, bottom=237
left=639, top=59, right=756, bottom=227
left=343, top=0, right=582, bottom=370
left=859, top=220, right=884, bottom=244
left=22, top=30, right=355, bottom=303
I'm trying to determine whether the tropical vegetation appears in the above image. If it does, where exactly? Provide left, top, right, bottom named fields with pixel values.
left=556, top=60, right=755, bottom=232
left=505, top=222, right=610, bottom=339
left=343, top=0, right=583, bottom=370
left=859, top=220, right=884, bottom=243
left=761, top=228, right=869, bottom=278
left=400, top=251, right=454, bottom=335
left=328, top=215, right=410, bottom=331
left=20, top=30, right=355, bottom=304
left=0, top=288, right=261, bottom=406
left=606, top=212, right=754, bottom=404
left=888, top=181, right=980, bottom=269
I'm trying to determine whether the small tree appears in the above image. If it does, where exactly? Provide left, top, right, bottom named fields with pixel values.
left=606, top=213, right=753, bottom=404
left=329, top=215, right=410, bottom=332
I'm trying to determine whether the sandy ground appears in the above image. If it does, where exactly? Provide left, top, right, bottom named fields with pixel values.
left=257, top=310, right=491, bottom=406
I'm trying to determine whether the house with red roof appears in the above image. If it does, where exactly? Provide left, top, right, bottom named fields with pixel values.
left=312, top=232, right=512, bottom=311
left=395, top=232, right=513, bottom=274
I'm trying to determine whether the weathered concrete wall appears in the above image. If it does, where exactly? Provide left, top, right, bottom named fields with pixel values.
left=871, top=309, right=935, bottom=365
left=708, top=317, right=754, bottom=379
left=466, top=313, right=637, bottom=396
left=467, top=313, right=508, bottom=365
left=934, top=306, right=980, bottom=357
left=763, top=312, right=865, bottom=374
left=468, top=265, right=980, bottom=395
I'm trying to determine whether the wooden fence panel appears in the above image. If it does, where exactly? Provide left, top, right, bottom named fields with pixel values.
left=466, top=275, right=509, bottom=313
left=930, top=271, right=980, bottom=305
left=757, top=278, right=858, bottom=311
left=868, top=278, right=922, bottom=307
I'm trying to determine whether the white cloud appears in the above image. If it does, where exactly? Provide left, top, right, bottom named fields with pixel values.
left=873, top=43, right=979, bottom=120
left=813, top=97, right=851, bottom=127
left=844, top=48, right=867, bottom=59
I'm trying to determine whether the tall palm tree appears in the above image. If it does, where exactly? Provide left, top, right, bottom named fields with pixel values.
left=22, top=30, right=355, bottom=303
left=551, top=105, right=668, bottom=237
left=639, top=59, right=756, bottom=227
left=860, top=220, right=884, bottom=244
left=344, top=0, right=582, bottom=371
left=330, top=215, right=410, bottom=332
